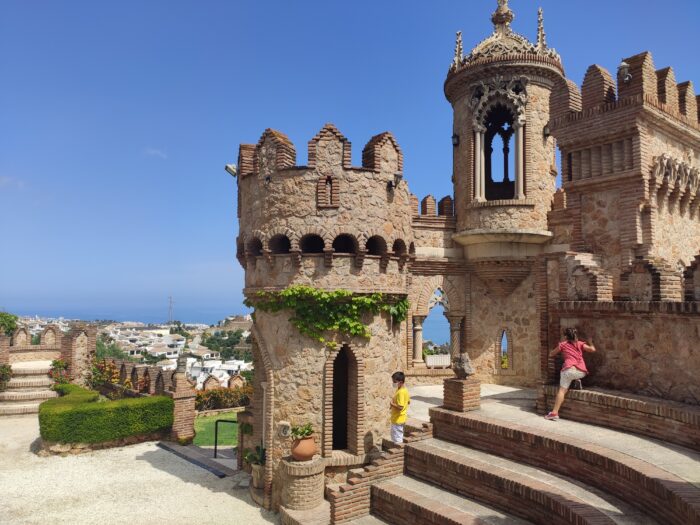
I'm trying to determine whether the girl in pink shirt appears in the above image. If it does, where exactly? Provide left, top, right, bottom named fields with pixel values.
left=545, top=327, right=596, bottom=421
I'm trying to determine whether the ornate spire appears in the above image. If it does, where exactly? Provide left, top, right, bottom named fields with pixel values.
left=537, top=7, right=547, bottom=50
left=491, top=0, right=514, bottom=34
left=452, top=31, right=464, bottom=71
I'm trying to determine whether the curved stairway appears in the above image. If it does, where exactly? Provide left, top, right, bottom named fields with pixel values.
left=0, top=361, right=56, bottom=416
left=357, top=386, right=700, bottom=525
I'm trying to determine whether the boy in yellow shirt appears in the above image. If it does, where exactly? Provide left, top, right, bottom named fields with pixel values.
left=389, top=371, right=410, bottom=444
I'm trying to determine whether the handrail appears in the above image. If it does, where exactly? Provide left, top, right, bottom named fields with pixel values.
left=214, top=419, right=237, bottom=459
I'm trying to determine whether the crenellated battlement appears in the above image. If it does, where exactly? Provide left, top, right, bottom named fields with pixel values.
left=551, top=51, right=700, bottom=132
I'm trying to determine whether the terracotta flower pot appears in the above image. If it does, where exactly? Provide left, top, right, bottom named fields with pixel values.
left=291, top=435, right=316, bottom=461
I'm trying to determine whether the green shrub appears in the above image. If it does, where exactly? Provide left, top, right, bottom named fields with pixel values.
left=0, top=364, right=12, bottom=392
left=195, top=385, right=252, bottom=411
left=49, top=359, right=70, bottom=385
left=39, top=384, right=173, bottom=444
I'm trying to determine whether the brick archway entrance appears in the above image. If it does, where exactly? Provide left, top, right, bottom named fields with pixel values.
left=332, top=346, right=349, bottom=450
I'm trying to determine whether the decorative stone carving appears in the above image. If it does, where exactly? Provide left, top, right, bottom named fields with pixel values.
left=470, top=75, right=529, bottom=129
left=452, top=352, right=475, bottom=379
left=428, top=287, right=450, bottom=311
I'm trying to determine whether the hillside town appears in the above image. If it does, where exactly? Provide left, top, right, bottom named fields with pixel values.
left=17, top=314, right=254, bottom=389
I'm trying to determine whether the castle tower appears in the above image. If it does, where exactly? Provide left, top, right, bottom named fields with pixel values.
left=447, top=1, right=563, bottom=293
left=234, top=124, right=414, bottom=509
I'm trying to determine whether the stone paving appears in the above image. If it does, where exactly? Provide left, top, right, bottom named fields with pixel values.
left=408, top=383, right=700, bottom=488
left=0, top=415, right=277, bottom=524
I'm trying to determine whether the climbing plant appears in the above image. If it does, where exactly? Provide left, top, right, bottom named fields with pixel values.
left=244, top=285, right=409, bottom=348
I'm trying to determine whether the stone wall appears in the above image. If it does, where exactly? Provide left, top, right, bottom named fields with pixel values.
left=556, top=302, right=700, bottom=404
left=250, top=310, right=405, bottom=510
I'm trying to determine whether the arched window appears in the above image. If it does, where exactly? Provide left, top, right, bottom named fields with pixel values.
left=392, top=239, right=407, bottom=256
left=317, top=175, right=339, bottom=208
left=332, top=234, right=357, bottom=254
left=484, top=104, right=515, bottom=200
left=268, top=234, right=291, bottom=254
left=300, top=234, right=324, bottom=254
left=366, top=236, right=387, bottom=256
left=496, top=329, right=514, bottom=375
left=247, top=238, right=263, bottom=257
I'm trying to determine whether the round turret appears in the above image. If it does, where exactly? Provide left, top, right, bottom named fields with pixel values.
left=235, top=124, right=414, bottom=296
left=447, top=1, right=564, bottom=280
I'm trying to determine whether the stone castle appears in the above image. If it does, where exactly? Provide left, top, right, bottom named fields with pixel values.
left=232, top=0, right=700, bottom=517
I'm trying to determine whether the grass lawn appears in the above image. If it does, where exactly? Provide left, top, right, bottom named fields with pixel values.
left=193, top=412, right=238, bottom=447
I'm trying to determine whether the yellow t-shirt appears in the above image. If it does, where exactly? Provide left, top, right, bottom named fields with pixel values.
left=391, top=386, right=410, bottom=425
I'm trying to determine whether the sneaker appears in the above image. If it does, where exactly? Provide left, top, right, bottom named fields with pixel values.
left=544, top=412, right=559, bottom=421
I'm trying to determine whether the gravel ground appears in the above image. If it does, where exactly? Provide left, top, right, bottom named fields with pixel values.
left=0, top=416, right=278, bottom=525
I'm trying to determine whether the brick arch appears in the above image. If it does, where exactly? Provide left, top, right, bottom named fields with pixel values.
left=249, top=324, right=277, bottom=507
left=414, top=275, right=464, bottom=316
left=41, top=325, right=60, bottom=347
left=323, top=343, right=364, bottom=457
left=130, top=366, right=139, bottom=389
left=119, top=363, right=127, bottom=384
left=155, top=371, right=165, bottom=395
left=11, top=327, right=29, bottom=346
left=264, top=226, right=299, bottom=251
left=684, top=254, right=700, bottom=300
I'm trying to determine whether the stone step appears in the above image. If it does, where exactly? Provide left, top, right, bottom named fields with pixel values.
left=0, top=389, right=57, bottom=402
left=429, top=407, right=700, bottom=525
left=406, top=439, right=655, bottom=525
left=11, top=367, right=52, bottom=376
left=0, top=401, right=42, bottom=416
left=347, top=515, right=389, bottom=525
left=372, top=475, right=531, bottom=525
left=405, top=438, right=655, bottom=525
left=6, top=376, right=52, bottom=389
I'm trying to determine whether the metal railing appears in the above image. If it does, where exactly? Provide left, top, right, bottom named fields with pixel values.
left=213, top=419, right=237, bottom=459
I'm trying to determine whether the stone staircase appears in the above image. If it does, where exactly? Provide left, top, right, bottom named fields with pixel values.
left=358, top=387, right=700, bottom=525
left=0, top=361, right=57, bottom=416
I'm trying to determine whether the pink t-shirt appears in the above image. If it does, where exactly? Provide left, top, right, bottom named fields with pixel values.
left=559, top=340, right=588, bottom=373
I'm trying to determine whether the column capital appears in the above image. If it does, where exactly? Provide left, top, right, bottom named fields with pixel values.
left=445, top=315, right=463, bottom=330
left=413, top=315, right=426, bottom=327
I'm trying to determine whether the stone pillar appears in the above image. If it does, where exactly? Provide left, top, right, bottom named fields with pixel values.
left=280, top=456, right=326, bottom=511
left=412, top=316, right=425, bottom=365
left=515, top=123, right=525, bottom=199
left=0, top=335, right=9, bottom=366
left=443, top=377, right=481, bottom=412
left=474, top=130, right=483, bottom=201
left=169, top=355, right=196, bottom=444
left=446, top=316, right=462, bottom=359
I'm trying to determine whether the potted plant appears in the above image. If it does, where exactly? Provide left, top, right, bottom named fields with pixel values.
left=244, top=445, right=266, bottom=489
left=290, top=422, right=316, bottom=461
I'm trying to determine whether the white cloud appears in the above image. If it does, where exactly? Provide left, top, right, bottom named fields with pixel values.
left=0, top=176, right=26, bottom=189
left=144, top=148, right=168, bottom=160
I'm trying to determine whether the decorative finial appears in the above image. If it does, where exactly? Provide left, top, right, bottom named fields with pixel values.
left=452, top=31, right=464, bottom=70
left=537, top=7, right=547, bottom=49
left=492, top=0, right=514, bottom=33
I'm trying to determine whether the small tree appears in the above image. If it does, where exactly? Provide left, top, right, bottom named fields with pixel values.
left=0, top=312, right=18, bottom=337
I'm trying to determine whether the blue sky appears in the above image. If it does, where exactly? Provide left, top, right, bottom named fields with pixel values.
left=1, top=1, right=698, bottom=335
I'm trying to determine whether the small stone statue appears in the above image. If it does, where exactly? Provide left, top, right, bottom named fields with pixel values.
left=452, top=352, right=474, bottom=379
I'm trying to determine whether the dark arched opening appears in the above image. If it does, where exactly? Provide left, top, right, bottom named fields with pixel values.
left=269, top=234, right=291, bottom=254
left=332, top=234, right=357, bottom=254
left=366, top=236, right=387, bottom=256
left=392, top=239, right=407, bottom=256
left=300, top=234, right=324, bottom=254
left=484, top=104, right=515, bottom=201
left=247, top=238, right=263, bottom=257
left=332, top=347, right=349, bottom=450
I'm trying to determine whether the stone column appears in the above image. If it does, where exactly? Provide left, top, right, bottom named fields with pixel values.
left=412, top=316, right=425, bottom=365
left=474, top=130, right=483, bottom=201
left=515, top=123, right=525, bottom=199
left=169, top=355, right=196, bottom=444
left=446, top=316, right=462, bottom=359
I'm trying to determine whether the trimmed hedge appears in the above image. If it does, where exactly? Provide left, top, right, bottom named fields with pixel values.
left=39, top=384, right=174, bottom=444
left=195, top=385, right=253, bottom=411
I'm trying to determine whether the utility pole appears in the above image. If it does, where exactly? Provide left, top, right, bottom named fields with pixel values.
left=168, top=296, right=174, bottom=324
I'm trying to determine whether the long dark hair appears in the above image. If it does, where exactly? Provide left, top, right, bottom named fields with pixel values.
left=564, top=327, right=578, bottom=342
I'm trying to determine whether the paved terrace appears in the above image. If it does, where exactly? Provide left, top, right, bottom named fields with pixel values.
left=0, top=416, right=277, bottom=525
left=409, top=383, right=700, bottom=488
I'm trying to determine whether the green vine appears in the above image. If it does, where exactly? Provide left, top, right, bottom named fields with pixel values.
left=244, top=285, right=409, bottom=348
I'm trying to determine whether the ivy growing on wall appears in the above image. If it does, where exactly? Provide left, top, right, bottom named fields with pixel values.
left=244, top=285, right=409, bottom=348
